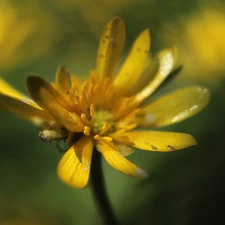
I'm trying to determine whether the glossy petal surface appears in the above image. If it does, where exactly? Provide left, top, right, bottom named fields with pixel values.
left=134, top=47, right=177, bottom=103
left=57, top=136, right=93, bottom=189
left=138, top=86, right=210, bottom=127
left=113, top=131, right=197, bottom=152
left=97, top=141, right=148, bottom=178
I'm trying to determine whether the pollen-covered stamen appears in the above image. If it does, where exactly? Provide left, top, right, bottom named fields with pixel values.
left=99, top=122, right=109, bottom=136
left=83, top=126, right=91, bottom=136
left=94, top=134, right=113, bottom=142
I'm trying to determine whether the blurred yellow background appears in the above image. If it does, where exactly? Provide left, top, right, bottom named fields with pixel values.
left=0, top=0, right=224, bottom=224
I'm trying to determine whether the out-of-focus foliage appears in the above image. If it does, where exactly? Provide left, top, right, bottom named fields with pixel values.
left=0, top=0, right=225, bottom=225
left=0, top=204, right=60, bottom=225
left=0, top=0, right=62, bottom=71
left=58, top=0, right=136, bottom=36
left=159, top=2, right=225, bottom=85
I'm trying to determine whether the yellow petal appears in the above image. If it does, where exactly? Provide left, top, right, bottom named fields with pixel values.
left=27, top=76, right=71, bottom=110
left=128, top=56, right=158, bottom=95
left=138, top=86, right=210, bottom=127
left=55, top=66, right=71, bottom=95
left=57, top=136, right=93, bottom=189
left=115, top=143, right=134, bottom=156
left=113, top=131, right=197, bottom=152
left=96, top=17, right=125, bottom=83
left=133, top=47, right=177, bottom=104
left=97, top=141, right=148, bottom=178
left=0, top=77, right=27, bottom=100
left=113, top=29, right=150, bottom=96
left=27, top=76, right=84, bottom=132
left=0, top=92, right=54, bottom=122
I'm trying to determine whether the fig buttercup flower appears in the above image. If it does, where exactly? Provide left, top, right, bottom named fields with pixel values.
left=0, top=17, right=210, bottom=189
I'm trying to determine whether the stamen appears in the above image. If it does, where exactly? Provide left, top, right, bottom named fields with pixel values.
left=89, top=104, right=95, bottom=123
left=81, top=113, right=89, bottom=125
left=93, top=134, right=112, bottom=142
left=83, top=126, right=90, bottom=136
left=79, top=96, right=87, bottom=114
left=94, top=134, right=100, bottom=140
left=81, top=80, right=89, bottom=94
left=102, top=136, right=113, bottom=142
left=94, top=84, right=100, bottom=94
left=99, top=122, right=109, bottom=136
left=88, top=83, right=95, bottom=99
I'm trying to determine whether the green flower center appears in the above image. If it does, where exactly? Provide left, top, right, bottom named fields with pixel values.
left=92, top=109, right=114, bottom=135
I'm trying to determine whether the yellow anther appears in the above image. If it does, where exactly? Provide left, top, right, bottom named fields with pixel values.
left=102, top=136, right=113, bottom=142
left=94, top=134, right=100, bottom=140
left=81, top=113, right=89, bottom=125
left=83, top=126, right=90, bottom=136
left=99, top=122, right=109, bottom=136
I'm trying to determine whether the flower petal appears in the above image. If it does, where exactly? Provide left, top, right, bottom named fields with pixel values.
left=113, top=131, right=197, bottom=152
left=27, top=76, right=84, bottom=132
left=0, top=92, right=54, bottom=123
left=114, top=29, right=150, bottom=96
left=55, top=66, right=71, bottom=95
left=27, top=75, right=71, bottom=110
left=115, top=143, right=134, bottom=156
left=57, top=136, right=93, bottom=189
left=97, top=141, right=148, bottom=178
left=0, top=77, right=28, bottom=100
left=96, top=17, right=125, bottom=83
left=133, top=47, right=177, bottom=104
left=138, top=86, right=210, bottom=127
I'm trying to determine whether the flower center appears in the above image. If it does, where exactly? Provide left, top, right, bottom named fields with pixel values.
left=92, top=109, right=114, bottom=135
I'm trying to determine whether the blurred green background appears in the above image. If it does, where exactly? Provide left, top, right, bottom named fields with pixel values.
left=0, top=0, right=225, bottom=224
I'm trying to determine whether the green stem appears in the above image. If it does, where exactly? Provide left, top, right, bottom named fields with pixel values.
left=90, top=148, right=119, bottom=225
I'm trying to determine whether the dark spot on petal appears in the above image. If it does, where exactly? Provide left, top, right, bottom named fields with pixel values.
left=112, top=42, right=116, bottom=48
left=67, top=91, right=69, bottom=94
left=137, top=48, right=141, bottom=52
left=100, top=54, right=104, bottom=58
left=105, top=35, right=109, bottom=38
left=145, top=50, right=149, bottom=54
left=167, top=145, right=176, bottom=150
left=151, top=145, right=158, bottom=150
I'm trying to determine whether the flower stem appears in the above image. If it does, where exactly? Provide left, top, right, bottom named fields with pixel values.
left=90, top=147, right=119, bottom=225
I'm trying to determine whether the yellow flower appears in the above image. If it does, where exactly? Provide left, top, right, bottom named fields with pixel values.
left=0, top=17, right=210, bottom=189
